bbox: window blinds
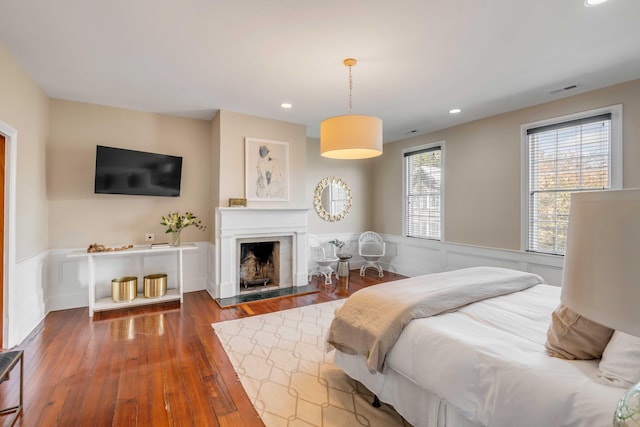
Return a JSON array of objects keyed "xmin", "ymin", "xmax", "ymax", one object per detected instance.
[
  {"xmin": 527, "ymin": 113, "xmax": 611, "ymax": 255},
  {"xmin": 405, "ymin": 146, "xmax": 442, "ymax": 239}
]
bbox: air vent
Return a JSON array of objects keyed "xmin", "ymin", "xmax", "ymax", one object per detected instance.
[{"xmin": 549, "ymin": 84, "xmax": 581, "ymax": 95}]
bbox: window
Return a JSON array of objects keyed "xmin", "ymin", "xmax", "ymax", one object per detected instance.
[
  {"xmin": 404, "ymin": 143, "xmax": 443, "ymax": 240},
  {"xmin": 523, "ymin": 105, "xmax": 622, "ymax": 255}
]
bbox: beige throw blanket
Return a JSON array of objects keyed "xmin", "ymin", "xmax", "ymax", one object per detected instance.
[{"xmin": 326, "ymin": 267, "xmax": 545, "ymax": 373}]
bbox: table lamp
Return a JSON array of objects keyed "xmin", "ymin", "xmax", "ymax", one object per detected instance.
[{"xmin": 560, "ymin": 188, "xmax": 640, "ymax": 426}]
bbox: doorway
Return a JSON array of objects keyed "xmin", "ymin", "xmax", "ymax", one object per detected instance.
[
  {"xmin": 0, "ymin": 134, "xmax": 4, "ymax": 347},
  {"xmin": 0, "ymin": 121, "xmax": 16, "ymax": 349}
]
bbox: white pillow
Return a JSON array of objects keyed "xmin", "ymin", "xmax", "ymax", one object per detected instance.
[{"xmin": 598, "ymin": 331, "xmax": 640, "ymax": 388}]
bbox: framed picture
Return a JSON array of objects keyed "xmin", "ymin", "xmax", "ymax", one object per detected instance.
[{"xmin": 245, "ymin": 137, "xmax": 289, "ymax": 201}]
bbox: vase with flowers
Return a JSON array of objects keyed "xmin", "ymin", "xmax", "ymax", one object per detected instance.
[
  {"xmin": 329, "ymin": 238, "xmax": 346, "ymax": 256},
  {"xmin": 160, "ymin": 211, "xmax": 206, "ymax": 246}
]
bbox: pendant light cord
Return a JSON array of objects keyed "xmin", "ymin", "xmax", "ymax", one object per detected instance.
[{"xmin": 348, "ymin": 64, "xmax": 353, "ymax": 114}]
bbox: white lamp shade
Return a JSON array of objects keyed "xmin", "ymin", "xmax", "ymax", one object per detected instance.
[
  {"xmin": 561, "ymin": 188, "xmax": 640, "ymax": 337},
  {"xmin": 320, "ymin": 115, "xmax": 383, "ymax": 159}
]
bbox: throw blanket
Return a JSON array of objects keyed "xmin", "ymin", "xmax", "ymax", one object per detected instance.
[{"xmin": 326, "ymin": 267, "xmax": 545, "ymax": 373}]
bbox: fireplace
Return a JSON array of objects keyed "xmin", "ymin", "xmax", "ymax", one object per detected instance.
[
  {"xmin": 237, "ymin": 236, "xmax": 293, "ymax": 294},
  {"xmin": 239, "ymin": 241, "xmax": 279, "ymax": 289},
  {"xmin": 215, "ymin": 208, "xmax": 309, "ymax": 299}
]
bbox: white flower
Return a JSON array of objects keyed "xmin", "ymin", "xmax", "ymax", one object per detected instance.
[{"xmin": 160, "ymin": 211, "xmax": 206, "ymax": 233}]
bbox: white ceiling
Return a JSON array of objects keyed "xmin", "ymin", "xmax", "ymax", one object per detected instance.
[{"xmin": 1, "ymin": 0, "xmax": 639, "ymax": 143}]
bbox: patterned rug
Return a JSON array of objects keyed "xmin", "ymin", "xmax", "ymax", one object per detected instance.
[{"xmin": 212, "ymin": 300, "xmax": 411, "ymax": 427}]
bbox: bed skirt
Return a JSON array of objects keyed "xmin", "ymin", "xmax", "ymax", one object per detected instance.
[{"xmin": 333, "ymin": 351, "xmax": 482, "ymax": 427}]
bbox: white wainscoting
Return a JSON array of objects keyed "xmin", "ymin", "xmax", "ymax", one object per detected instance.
[
  {"xmin": 310, "ymin": 233, "xmax": 564, "ymax": 286},
  {"xmin": 9, "ymin": 252, "xmax": 48, "ymax": 348},
  {"xmin": 10, "ymin": 235, "xmax": 562, "ymax": 349},
  {"xmin": 379, "ymin": 234, "xmax": 564, "ymax": 285}
]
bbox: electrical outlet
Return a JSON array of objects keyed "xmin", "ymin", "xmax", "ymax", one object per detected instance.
[{"xmin": 145, "ymin": 233, "xmax": 155, "ymax": 242}]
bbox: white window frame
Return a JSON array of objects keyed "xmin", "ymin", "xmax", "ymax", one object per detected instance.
[
  {"xmin": 402, "ymin": 141, "xmax": 445, "ymax": 240},
  {"xmin": 520, "ymin": 104, "xmax": 623, "ymax": 254}
]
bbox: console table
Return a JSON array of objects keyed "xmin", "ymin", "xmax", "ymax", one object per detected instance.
[{"xmin": 68, "ymin": 244, "xmax": 197, "ymax": 317}]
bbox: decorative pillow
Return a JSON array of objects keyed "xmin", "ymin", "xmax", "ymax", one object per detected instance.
[
  {"xmin": 598, "ymin": 331, "xmax": 640, "ymax": 388},
  {"xmin": 545, "ymin": 304, "xmax": 614, "ymax": 360}
]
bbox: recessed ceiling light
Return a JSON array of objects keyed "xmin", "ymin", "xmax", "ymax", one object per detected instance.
[
  {"xmin": 449, "ymin": 108, "xmax": 461, "ymax": 114},
  {"xmin": 584, "ymin": 0, "xmax": 608, "ymax": 6},
  {"xmin": 281, "ymin": 103, "xmax": 293, "ymax": 109}
]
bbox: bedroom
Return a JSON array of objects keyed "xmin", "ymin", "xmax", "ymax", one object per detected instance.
[{"xmin": 0, "ymin": 0, "xmax": 640, "ymax": 425}]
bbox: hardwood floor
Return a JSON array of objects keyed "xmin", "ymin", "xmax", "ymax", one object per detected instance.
[{"xmin": 1, "ymin": 270, "xmax": 406, "ymax": 427}]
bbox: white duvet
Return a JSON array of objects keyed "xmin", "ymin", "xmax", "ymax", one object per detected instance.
[{"xmin": 383, "ymin": 284, "xmax": 625, "ymax": 427}]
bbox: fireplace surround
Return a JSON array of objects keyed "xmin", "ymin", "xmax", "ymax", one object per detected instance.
[{"xmin": 215, "ymin": 208, "xmax": 309, "ymax": 299}]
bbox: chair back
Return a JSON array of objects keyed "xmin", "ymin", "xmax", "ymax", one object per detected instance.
[
  {"xmin": 309, "ymin": 245, "xmax": 326, "ymax": 263},
  {"xmin": 323, "ymin": 242, "xmax": 337, "ymax": 258},
  {"xmin": 358, "ymin": 231, "xmax": 386, "ymax": 256},
  {"xmin": 308, "ymin": 235, "xmax": 338, "ymax": 262}
]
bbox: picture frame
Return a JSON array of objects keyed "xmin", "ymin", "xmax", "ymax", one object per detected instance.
[{"xmin": 245, "ymin": 137, "xmax": 289, "ymax": 202}]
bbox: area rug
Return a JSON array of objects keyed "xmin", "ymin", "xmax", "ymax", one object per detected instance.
[{"xmin": 212, "ymin": 300, "xmax": 411, "ymax": 427}]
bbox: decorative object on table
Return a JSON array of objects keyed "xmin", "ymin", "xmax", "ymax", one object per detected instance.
[
  {"xmin": 329, "ymin": 238, "xmax": 346, "ymax": 253},
  {"xmin": 160, "ymin": 211, "xmax": 206, "ymax": 246},
  {"xmin": 320, "ymin": 58, "xmax": 383, "ymax": 160},
  {"xmin": 143, "ymin": 274, "xmax": 168, "ymax": 298},
  {"xmin": 87, "ymin": 243, "xmax": 134, "ymax": 253},
  {"xmin": 111, "ymin": 276, "xmax": 138, "ymax": 302},
  {"xmin": 228, "ymin": 198, "xmax": 247, "ymax": 207},
  {"xmin": 314, "ymin": 177, "xmax": 352, "ymax": 222},
  {"xmin": 358, "ymin": 231, "xmax": 386, "ymax": 277},
  {"xmin": 245, "ymin": 137, "xmax": 289, "ymax": 202},
  {"xmin": 554, "ymin": 189, "xmax": 640, "ymax": 426}
]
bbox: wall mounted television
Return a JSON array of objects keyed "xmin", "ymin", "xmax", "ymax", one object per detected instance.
[{"xmin": 94, "ymin": 145, "xmax": 183, "ymax": 197}]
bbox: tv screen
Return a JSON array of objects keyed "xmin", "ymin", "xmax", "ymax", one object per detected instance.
[{"xmin": 94, "ymin": 145, "xmax": 183, "ymax": 197}]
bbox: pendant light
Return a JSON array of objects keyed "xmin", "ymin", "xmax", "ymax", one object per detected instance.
[{"xmin": 320, "ymin": 58, "xmax": 383, "ymax": 159}]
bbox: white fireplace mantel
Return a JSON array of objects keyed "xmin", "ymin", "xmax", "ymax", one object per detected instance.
[{"xmin": 215, "ymin": 208, "xmax": 309, "ymax": 298}]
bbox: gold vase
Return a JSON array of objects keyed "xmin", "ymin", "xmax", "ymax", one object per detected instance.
[
  {"xmin": 144, "ymin": 274, "xmax": 167, "ymax": 298},
  {"xmin": 111, "ymin": 277, "xmax": 138, "ymax": 302}
]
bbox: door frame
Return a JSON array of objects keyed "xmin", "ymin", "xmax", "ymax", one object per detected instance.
[{"xmin": 0, "ymin": 121, "xmax": 17, "ymax": 349}]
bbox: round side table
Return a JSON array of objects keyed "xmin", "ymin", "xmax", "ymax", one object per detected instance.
[{"xmin": 336, "ymin": 253, "xmax": 352, "ymax": 278}]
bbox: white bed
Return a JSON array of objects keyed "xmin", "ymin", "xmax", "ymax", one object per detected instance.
[{"xmin": 330, "ymin": 270, "xmax": 626, "ymax": 427}]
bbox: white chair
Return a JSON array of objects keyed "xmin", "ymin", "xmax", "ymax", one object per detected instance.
[
  {"xmin": 358, "ymin": 231, "xmax": 386, "ymax": 277},
  {"xmin": 308, "ymin": 235, "xmax": 339, "ymax": 285}
]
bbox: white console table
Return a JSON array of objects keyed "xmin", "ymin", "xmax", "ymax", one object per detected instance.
[{"xmin": 68, "ymin": 244, "xmax": 197, "ymax": 317}]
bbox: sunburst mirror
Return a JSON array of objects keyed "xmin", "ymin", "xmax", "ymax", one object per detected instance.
[{"xmin": 313, "ymin": 177, "xmax": 352, "ymax": 222}]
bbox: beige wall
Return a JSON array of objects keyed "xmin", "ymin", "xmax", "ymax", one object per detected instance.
[
  {"xmin": 0, "ymin": 43, "xmax": 50, "ymax": 261},
  {"xmin": 306, "ymin": 137, "xmax": 373, "ymax": 235},
  {"xmin": 217, "ymin": 110, "xmax": 307, "ymax": 208},
  {"xmin": 373, "ymin": 79, "xmax": 640, "ymax": 251},
  {"xmin": 48, "ymin": 100, "xmax": 212, "ymax": 248},
  {"xmin": 209, "ymin": 111, "xmax": 221, "ymax": 242},
  {"xmin": 4, "ymin": 36, "xmax": 640, "ymax": 256}
]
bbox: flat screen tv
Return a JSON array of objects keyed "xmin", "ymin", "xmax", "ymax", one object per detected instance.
[{"xmin": 94, "ymin": 145, "xmax": 183, "ymax": 197}]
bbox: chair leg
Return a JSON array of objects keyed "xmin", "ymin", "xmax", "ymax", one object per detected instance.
[
  {"xmin": 361, "ymin": 262, "xmax": 384, "ymax": 277},
  {"xmin": 323, "ymin": 271, "xmax": 332, "ymax": 285}
]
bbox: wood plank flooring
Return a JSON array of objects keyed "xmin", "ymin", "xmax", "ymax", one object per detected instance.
[{"xmin": 0, "ymin": 270, "xmax": 406, "ymax": 426}]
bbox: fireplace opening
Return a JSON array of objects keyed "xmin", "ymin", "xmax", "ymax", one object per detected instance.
[{"xmin": 239, "ymin": 241, "xmax": 280, "ymax": 292}]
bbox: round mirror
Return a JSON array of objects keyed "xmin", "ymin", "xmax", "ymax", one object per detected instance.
[{"xmin": 313, "ymin": 177, "xmax": 352, "ymax": 222}]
